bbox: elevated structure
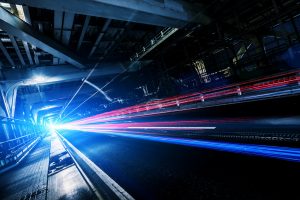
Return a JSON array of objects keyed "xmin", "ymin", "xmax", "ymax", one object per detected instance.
[{"xmin": 0, "ymin": 1, "xmax": 300, "ymax": 199}]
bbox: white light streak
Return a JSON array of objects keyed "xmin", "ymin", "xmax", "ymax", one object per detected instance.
[{"xmin": 127, "ymin": 126, "xmax": 216, "ymax": 130}]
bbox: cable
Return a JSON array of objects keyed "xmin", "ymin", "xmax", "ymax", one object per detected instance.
[
  {"xmin": 61, "ymin": 67, "xmax": 129, "ymax": 120},
  {"xmin": 61, "ymin": 90, "xmax": 99, "ymax": 121},
  {"xmin": 101, "ymin": 68, "xmax": 128, "ymax": 90},
  {"xmin": 57, "ymin": 63, "xmax": 99, "ymax": 121}
]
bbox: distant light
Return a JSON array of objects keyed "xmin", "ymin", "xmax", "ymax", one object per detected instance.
[
  {"xmin": 31, "ymin": 75, "xmax": 47, "ymax": 84},
  {"xmin": 45, "ymin": 122, "xmax": 72, "ymax": 131},
  {"xmin": 54, "ymin": 124, "xmax": 76, "ymax": 130},
  {"xmin": 46, "ymin": 123, "xmax": 60, "ymax": 132}
]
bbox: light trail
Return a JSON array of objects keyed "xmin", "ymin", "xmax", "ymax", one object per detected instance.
[
  {"xmin": 65, "ymin": 73, "xmax": 300, "ymax": 125},
  {"xmin": 62, "ymin": 90, "xmax": 99, "ymax": 120},
  {"xmin": 58, "ymin": 62, "xmax": 99, "ymax": 120},
  {"xmin": 58, "ymin": 127, "xmax": 300, "ymax": 162},
  {"xmin": 56, "ymin": 120, "xmax": 220, "ymax": 131},
  {"xmin": 54, "ymin": 71, "xmax": 300, "ymax": 163},
  {"xmin": 55, "ymin": 118, "xmax": 300, "ymax": 162},
  {"xmin": 127, "ymin": 127, "xmax": 216, "ymax": 130}
]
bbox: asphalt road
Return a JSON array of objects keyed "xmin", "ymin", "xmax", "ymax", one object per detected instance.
[{"xmin": 61, "ymin": 130, "xmax": 300, "ymax": 200}]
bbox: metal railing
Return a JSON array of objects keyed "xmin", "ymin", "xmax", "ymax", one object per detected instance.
[
  {"xmin": 130, "ymin": 27, "xmax": 178, "ymax": 62},
  {"xmin": 0, "ymin": 133, "xmax": 41, "ymax": 171}
]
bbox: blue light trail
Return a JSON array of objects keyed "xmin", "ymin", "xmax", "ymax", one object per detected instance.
[{"xmin": 56, "ymin": 125, "xmax": 300, "ymax": 163}]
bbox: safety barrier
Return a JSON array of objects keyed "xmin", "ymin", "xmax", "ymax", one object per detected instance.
[{"xmin": 0, "ymin": 134, "xmax": 41, "ymax": 174}]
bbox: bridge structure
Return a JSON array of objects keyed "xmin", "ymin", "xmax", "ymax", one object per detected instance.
[{"xmin": 0, "ymin": 1, "xmax": 300, "ymax": 200}]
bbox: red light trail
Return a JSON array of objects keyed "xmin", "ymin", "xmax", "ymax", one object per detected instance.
[{"xmin": 64, "ymin": 71, "xmax": 299, "ymax": 126}]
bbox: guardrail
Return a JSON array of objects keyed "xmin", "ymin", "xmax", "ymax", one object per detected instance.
[
  {"xmin": 0, "ymin": 133, "xmax": 35, "ymax": 153},
  {"xmin": 0, "ymin": 134, "xmax": 41, "ymax": 173},
  {"xmin": 57, "ymin": 132, "xmax": 135, "ymax": 200},
  {"xmin": 130, "ymin": 27, "xmax": 178, "ymax": 62}
]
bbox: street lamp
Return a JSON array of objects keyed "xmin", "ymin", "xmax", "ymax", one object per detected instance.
[{"xmin": 31, "ymin": 75, "xmax": 47, "ymax": 85}]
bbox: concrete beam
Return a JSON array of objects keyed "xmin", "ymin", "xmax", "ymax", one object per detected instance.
[
  {"xmin": 88, "ymin": 19, "xmax": 111, "ymax": 58},
  {"xmin": 1, "ymin": 60, "xmax": 144, "ymax": 119},
  {"xmin": 53, "ymin": 10, "xmax": 63, "ymax": 41},
  {"xmin": 0, "ymin": 7, "xmax": 85, "ymax": 69},
  {"xmin": 53, "ymin": 11, "xmax": 75, "ymax": 64},
  {"xmin": 62, "ymin": 12, "xmax": 75, "ymax": 46},
  {"xmin": 54, "ymin": 11, "xmax": 75, "ymax": 45},
  {"xmin": 0, "ymin": 40, "xmax": 15, "ymax": 66},
  {"xmin": 9, "ymin": 85, "xmax": 18, "ymax": 118},
  {"xmin": 33, "ymin": 51, "xmax": 39, "ymax": 65},
  {"xmin": 22, "ymin": 5, "xmax": 31, "ymax": 24},
  {"xmin": 76, "ymin": 15, "xmax": 90, "ymax": 51},
  {"xmin": 9, "ymin": 35, "xmax": 26, "ymax": 66},
  {"xmin": 1, "ymin": 0, "xmax": 211, "ymax": 27},
  {"xmin": 20, "ymin": 5, "xmax": 34, "ymax": 65},
  {"xmin": 1, "ymin": 63, "xmax": 126, "ymax": 85},
  {"xmin": 22, "ymin": 41, "xmax": 33, "ymax": 65},
  {"xmin": 0, "ymin": 87, "xmax": 10, "ymax": 118}
]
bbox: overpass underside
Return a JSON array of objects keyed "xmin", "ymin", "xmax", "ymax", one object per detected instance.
[{"xmin": 0, "ymin": 0, "xmax": 300, "ymax": 200}]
